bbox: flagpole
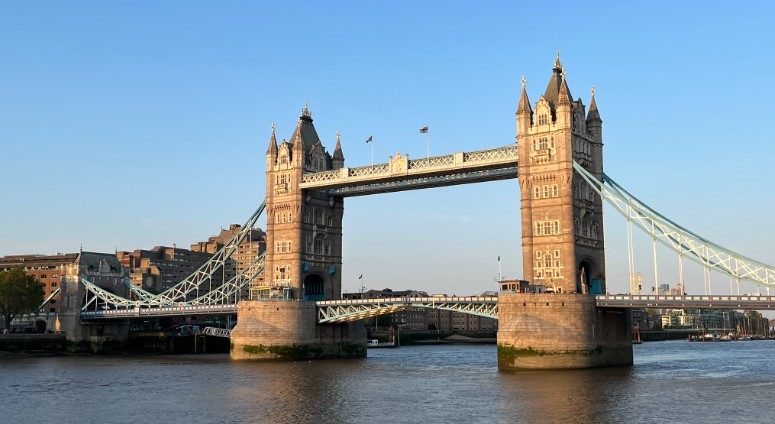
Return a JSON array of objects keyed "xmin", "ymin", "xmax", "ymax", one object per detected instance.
[
  {"xmin": 427, "ymin": 133, "xmax": 430, "ymax": 160},
  {"xmin": 420, "ymin": 126, "xmax": 430, "ymax": 160},
  {"xmin": 498, "ymin": 256, "xmax": 503, "ymax": 284},
  {"xmin": 366, "ymin": 135, "xmax": 374, "ymax": 166}
]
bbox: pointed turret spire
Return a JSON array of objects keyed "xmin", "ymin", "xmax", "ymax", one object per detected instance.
[
  {"xmin": 517, "ymin": 75, "xmax": 533, "ymax": 115},
  {"xmin": 543, "ymin": 51, "xmax": 564, "ymax": 104},
  {"xmin": 553, "ymin": 50, "xmax": 562, "ymax": 73},
  {"xmin": 332, "ymin": 129, "xmax": 345, "ymax": 170},
  {"xmin": 267, "ymin": 122, "xmax": 278, "ymax": 155},
  {"xmin": 586, "ymin": 86, "xmax": 602, "ymax": 123},
  {"xmin": 292, "ymin": 122, "xmax": 303, "ymax": 148},
  {"xmin": 333, "ymin": 130, "xmax": 344, "ymax": 158},
  {"xmin": 287, "ymin": 101, "xmax": 323, "ymax": 157},
  {"xmin": 301, "ymin": 100, "xmax": 312, "ymax": 122},
  {"xmin": 558, "ymin": 70, "xmax": 572, "ymax": 106}
]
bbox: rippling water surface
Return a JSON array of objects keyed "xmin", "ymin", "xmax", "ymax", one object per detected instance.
[{"xmin": 2, "ymin": 340, "xmax": 774, "ymax": 423}]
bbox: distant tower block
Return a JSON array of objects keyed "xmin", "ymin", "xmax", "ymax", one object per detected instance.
[
  {"xmin": 231, "ymin": 106, "xmax": 365, "ymax": 361},
  {"xmin": 499, "ymin": 55, "xmax": 632, "ymax": 369},
  {"xmin": 630, "ymin": 272, "xmax": 643, "ymax": 295}
]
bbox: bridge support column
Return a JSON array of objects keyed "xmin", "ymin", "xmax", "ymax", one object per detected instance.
[
  {"xmin": 230, "ymin": 300, "xmax": 366, "ymax": 360},
  {"xmin": 497, "ymin": 293, "xmax": 632, "ymax": 370},
  {"xmin": 59, "ymin": 276, "xmax": 129, "ymax": 353}
]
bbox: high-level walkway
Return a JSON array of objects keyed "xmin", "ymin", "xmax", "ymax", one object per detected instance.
[{"xmin": 300, "ymin": 145, "xmax": 518, "ymax": 196}]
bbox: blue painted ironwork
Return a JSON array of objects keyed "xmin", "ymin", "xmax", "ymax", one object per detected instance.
[
  {"xmin": 80, "ymin": 303, "xmax": 239, "ymax": 319},
  {"xmin": 316, "ymin": 296, "xmax": 499, "ymax": 323},
  {"xmin": 331, "ymin": 167, "xmax": 518, "ymax": 197},
  {"xmin": 79, "ymin": 201, "xmax": 267, "ymax": 316},
  {"xmin": 201, "ymin": 326, "xmax": 232, "ymax": 338},
  {"xmin": 595, "ymin": 294, "xmax": 775, "ymax": 309},
  {"xmin": 300, "ymin": 145, "xmax": 518, "ymax": 196},
  {"xmin": 573, "ymin": 161, "xmax": 775, "ymax": 289},
  {"xmin": 37, "ymin": 287, "xmax": 61, "ymax": 313},
  {"xmin": 154, "ymin": 200, "xmax": 266, "ymax": 305}
]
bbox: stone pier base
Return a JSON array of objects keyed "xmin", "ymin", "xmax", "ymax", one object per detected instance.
[
  {"xmin": 230, "ymin": 300, "xmax": 367, "ymax": 361},
  {"xmin": 497, "ymin": 293, "xmax": 632, "ymax": 370}
]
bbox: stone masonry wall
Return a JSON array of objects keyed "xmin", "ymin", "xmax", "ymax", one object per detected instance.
[
  {"xmin": 231, "ymin": 300, "xmax": 366, "ymax": 360},
  {"xmin": 497, "ymin": 293, "xmax": 632, "ymax": 369}
]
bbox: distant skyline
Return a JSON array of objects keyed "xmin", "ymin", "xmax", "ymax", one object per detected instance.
[{"xmin": 2, "ymin": 2, "xmax": 775, "ymax": 300}]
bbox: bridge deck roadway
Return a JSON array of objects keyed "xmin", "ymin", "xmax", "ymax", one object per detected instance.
[
  {"xmin": 595, "ymin": 294, "xmax": 775, "ymax": 309},
  {"xmin": 80, "ymin": 304, "xmax": 239, "ymax": 319},
  {"xmin": 79, "ymin": 295, "xmax": 775, "ymax": 320},
  {"xmin": 299, "ymin": 145, "xmax": 518, "ymax": 196},
  {"xmin": 316, "ymin": 296, "xmax": 499, "ymax": 322}
]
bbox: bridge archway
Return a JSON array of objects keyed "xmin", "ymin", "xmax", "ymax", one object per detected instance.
[
  {"xmin": 303, "ymin": 274, "xmax": 325, "ymax": 301},
  {"xmin": 578, "ymin": 259, "xmax": 600, "ymax": 294}
]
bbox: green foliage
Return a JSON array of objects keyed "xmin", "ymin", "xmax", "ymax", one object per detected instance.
[
  {"xmin": 241, "ymin": 343, "xmax": 324, "ymax": 358},
  {"xmin": 0, "ymin": 269, "xmax": 45, "ymax": 331}
]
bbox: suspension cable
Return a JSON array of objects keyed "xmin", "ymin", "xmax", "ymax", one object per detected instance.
[
  {"xmin": 652, "ymin": 221, "xmax": 659, "ymax": 296},
  {"xmin": 626, "ymin": 208, "xmax": 635, "ymax": 293}
]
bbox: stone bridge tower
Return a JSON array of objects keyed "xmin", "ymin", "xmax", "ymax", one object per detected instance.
[
  {"xmin": 231, "ymin": 105, "xmax": 364, "ymax": 361},
  {"xmin": 498, "ymin": 55, "xmax": 631, "ymax": 370},
  {"xmin": 516, "ymin": 54, "xmax": 606, "ymax": 294},
  {"xmin": 264, "ymin": 105, "xmax": 345, "ymax": 301}
]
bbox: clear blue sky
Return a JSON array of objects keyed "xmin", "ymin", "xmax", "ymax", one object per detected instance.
[{"xmin": 2, "ymin": 2, "xmax": 775, "ymax": 299}]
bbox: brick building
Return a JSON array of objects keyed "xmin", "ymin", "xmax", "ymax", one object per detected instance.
[
  {"xmin": 117, "ymin": 246, "xmax": 219, "ymax": 294},
  {"xmin": 0, "ymin": 251, "xmax": 126, "ymax": 323},
  {"xmin": 190, "ymin": 224, "xmax": 267, "ymax": 296}
]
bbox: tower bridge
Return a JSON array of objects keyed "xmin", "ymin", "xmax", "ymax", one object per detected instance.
[{"xmin": 65, "ymin": 54, "xmax": 775, "ymax": 368}]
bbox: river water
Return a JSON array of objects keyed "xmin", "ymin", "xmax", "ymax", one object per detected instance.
[{"xmin": 2, "ymin": 340, "xmax": 774, "ymax": 423}]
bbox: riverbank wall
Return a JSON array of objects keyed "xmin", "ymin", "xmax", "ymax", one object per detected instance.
[{"xmin": 0, "ymin": 334, "xmax": 67, "ymax": 353}]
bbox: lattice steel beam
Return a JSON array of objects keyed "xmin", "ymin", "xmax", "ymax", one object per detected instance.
[
  {"xmin": 301, "ymin": 144, "xmax": 519, "ymax": 195},
  {"xmin": 81, "ymin": 278, "xmax": 139, "ymax": 311},
  {"xmin": 201, "ymin": 327, "xmax": 232, "ymax": 337},
  {"xmin": 153, "ymin": 200, "xmax": 266, "ymax": 305},
  {"xmin": 596, "ymin": 294, "xmax": 775, "ymax": 309},
  {"xmin": 80, "ymin": 255, "xmax": 265, "ymax": 314},
  {"xmin": 123, "ymin": 279, "xmax": 163, "ymax": 306},
  {"xmin": 191, "ymin": 254, "xmax": 265, "ymax": 305},
  {"xmin": 79, "ymin": 200, "xmax": 267, "ymax": 314},
  {"xmin": 316, "ymin": 296, "xmax": 499, "ymax": 323},
  {"xmin": 330, "ymin": 168, "xmax": 518, "ymax": 197},
  {"xmin": 37, "ymin": 287, "xmax": 61, "ymax": 313},
  {"xmin": 574, "ymin": 162, "xmax": 775, "ymax": 288}
]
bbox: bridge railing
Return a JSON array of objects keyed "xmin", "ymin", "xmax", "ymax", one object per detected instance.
[
  {"xmin": 80, "ymin": 303, "xmax": 239, "ymax": 319},
  {"xmin": 317, "ymin": 295, "xmax": 499, "ymax": 305},
  {"xmin": 595, "ymin": 294, "xmax": 775, "ymax": 309},
  {"xmin": 597, "ymin": 294, "xmax": 775, "ymax": 302},
  {"xmin": 300, "ymin": 145, "xmax": 518, "ymax": 189},
  {"xmin": 316, "ymin": 296, "xmax": 499, "ymax": 323},
  {"xmin": 408, "ymin": 154, "xmax": 455, "ymax": 169},
  {"xmin": 200, "ymin": 327, "xmax": 232, "ymax": 338}
]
